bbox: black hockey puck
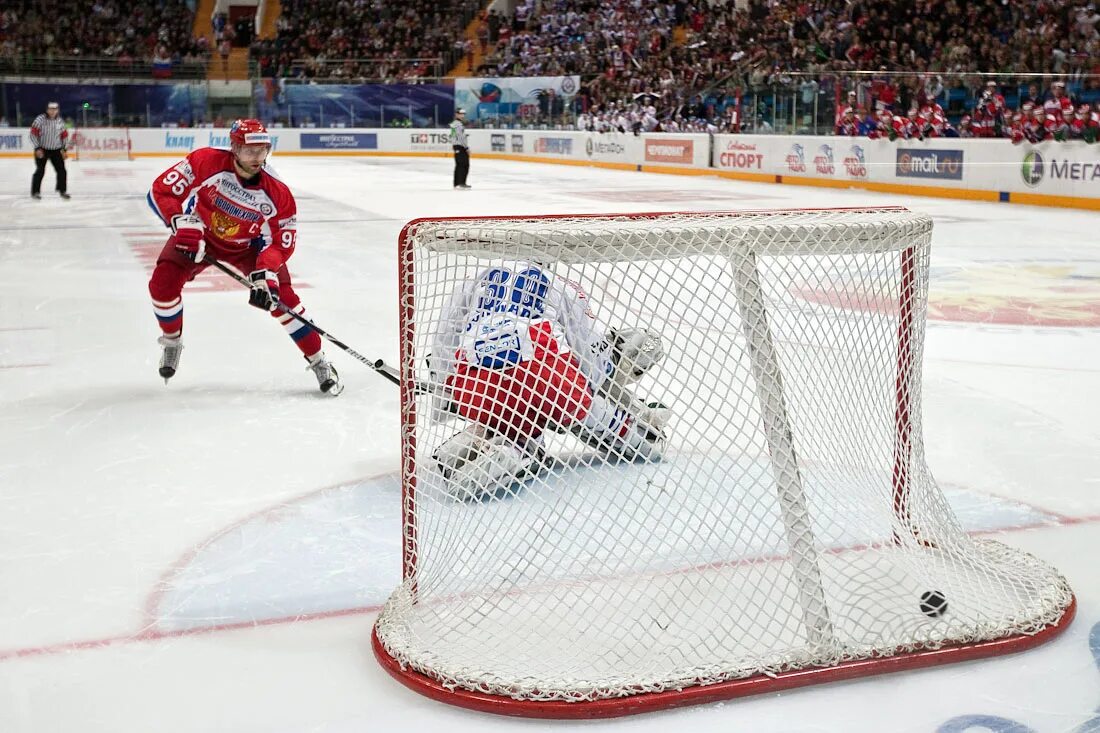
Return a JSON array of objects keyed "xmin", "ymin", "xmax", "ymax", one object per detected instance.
[{"xmin": 919, "ymin": 590, "xmax": 948, "ymax": 618}]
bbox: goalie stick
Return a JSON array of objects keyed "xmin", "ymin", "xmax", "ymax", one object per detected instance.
[{"xmin": 203, "ymin": 256, "xmax": 433, "ymax": 394}]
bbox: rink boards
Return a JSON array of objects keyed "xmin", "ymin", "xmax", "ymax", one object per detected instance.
[{"xmin": 1, "ymin": 126, "xmax": 1097, "ymax": 209}]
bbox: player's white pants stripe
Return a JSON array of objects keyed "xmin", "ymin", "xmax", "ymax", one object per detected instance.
[
  {"xmin": 277, "ymin": 304, "xmax": 314, "ymax": 342},
  {"xmin": 152, "ymin": 296, "xmax": 182, "ymax": 321},
  {"xmin": 152, "ymin": 296, "xmax": 183, "ymax": 338}
]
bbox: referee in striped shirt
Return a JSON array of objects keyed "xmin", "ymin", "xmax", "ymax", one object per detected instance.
[
  {"xmin": 449, "ymin": 107, "xmax": 471, "ymax": 189},
  {"xmin": 30, "ymin": 101, "xmax": 70, "ymax": 200}
]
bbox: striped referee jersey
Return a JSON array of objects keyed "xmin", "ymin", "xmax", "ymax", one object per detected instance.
[
  {"xmin": 29, "ymin": 114, "xmax": 69, "ymax": 151},
  {"xmin": 449, "ymin": 119, "xmax": 468, "ymax": 148}
]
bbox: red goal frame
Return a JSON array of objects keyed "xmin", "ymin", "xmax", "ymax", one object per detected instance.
[{"xmin": 375, "ymin": 207, "xmax": 1076, "ymax": 718}]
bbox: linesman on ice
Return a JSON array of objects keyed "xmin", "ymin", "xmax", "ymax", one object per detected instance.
[{"xmin": 29, "ymin": 101, "xmax": 70, "ymax": 200}]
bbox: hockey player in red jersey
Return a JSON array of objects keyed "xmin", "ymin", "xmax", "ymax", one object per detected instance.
[
  {"xmin": 1069, "ymin": 104, "xmax": 1099, "ymax": 142},
  {"xmin": 146, "ymin": 119, "xmax": 342, "ymax": 395},
  {"xmin": 971, "ymin": 100, "xmax": 1003, "ymax": 138},
  {"xmin": 957, "ymin": 114, "xmax": 974, "ymax": 138},
  {"xmin": 911, "ymin": 107, "xmax": 931, "ymax": 138},
  {"xmin": 1024, "ymin": 105, "xmax": 1050, "ymax": 143},
  {"xmin": 835, "ymin": 107, "xmax": 860, "ymax": 136},
  {"xmin": 979, "ymin": 81, "xmax": 1006, "ymax": 117},
  {"xmin": 1044, "ymin": 81, "xmax": 1075, "ymax": 122},
  {"xmin": 880, "ymin": 110, "xmax": 912, "ymax": 141},
  {"xmin": 1047, "ymin": 106, "xmax": 1072, "ymax": 141},
  {"xmin": 915, "ymin": 108, "xmax": 954, "ymax": 138},
  {"xmin": 916, "ymin": 91, "xmax": 945, "ymax": 121},
  {"xmin": 1007, "ymin": 111, "xmax": 1027, "ymax": 144}
]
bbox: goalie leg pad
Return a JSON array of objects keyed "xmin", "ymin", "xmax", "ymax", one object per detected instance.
[
  {"xmin": 638, "ymin": 401, "xmax": 671, "ymax": 430},
  {"xmin": 433, "ymin": 423, "xmax": 493, "ymax": 478},
  {"xmin": 433, "ymin": 425, "xmax": 544, "ymax": 501},
  {"xmin": 575, "ymin": 393, "xmax": 666, "ymax": 462}
]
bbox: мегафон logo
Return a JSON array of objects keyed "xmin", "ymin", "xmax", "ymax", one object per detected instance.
[{"xmin": 1021, "ymin": 151, "xmax": 1044, "ymax": 187}]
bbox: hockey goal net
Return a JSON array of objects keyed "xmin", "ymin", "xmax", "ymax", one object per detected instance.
[
  {"xmin": 69, "ymin": 127, "xmax": 133, "ymax": 161},
  {"xmin": 373, "ymin": 207, "xmax": 1074, "ymax": 717}
]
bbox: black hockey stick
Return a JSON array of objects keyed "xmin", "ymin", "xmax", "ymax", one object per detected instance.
[{"xmin": 203, "ymin": 256, "xmax": 420, "ymax": 391}]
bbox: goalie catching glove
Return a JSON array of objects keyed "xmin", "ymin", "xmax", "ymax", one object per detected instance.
[{"xmin": 608, "ymin": 327, "xmax": 665, "ymax": 386}]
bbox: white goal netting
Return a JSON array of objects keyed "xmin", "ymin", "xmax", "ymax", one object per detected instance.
[{"xmin": 372, "ymin": 207, "xmax": 1074, "ymax": 716}]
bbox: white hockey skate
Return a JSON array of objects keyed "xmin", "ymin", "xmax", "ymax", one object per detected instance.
[
  {"xmin": 307, "ymin": 353, "xmax": 343, "ymax": 396},
  {"xmin": 158, "ymin": 336, "xmax": 183, "ymax": 384},
  {"xmin": 571, "ymin": 395, "xmax": 668, "ymax": 463}
]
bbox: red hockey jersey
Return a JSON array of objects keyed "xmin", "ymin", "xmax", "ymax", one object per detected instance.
[{"xmin": 147, "ymin": 147, "xmax": 298, "ymax": 270}]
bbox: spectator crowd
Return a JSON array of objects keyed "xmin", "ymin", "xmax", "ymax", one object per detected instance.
[
  {"xmin": 3, "ymin": 0, "xmax": 1100, "ymax": 141},
  {"xmin": 835, "ymin": 78, "xmax": 1100, "ymax": 142},
  {"xmin": 470, "ymin": 0, "xmax": 1100, "ymax": 137},
  {"xmin": 243, "ymin": 0, "xmax": 1100, "ymax": 139},
  {"xmin": 248, "ymin": 0, "xmax": 483, "ymax": 82},
  {"xmin": 0, "ymin": 0, "xmax": 210, "ymax": 74}
]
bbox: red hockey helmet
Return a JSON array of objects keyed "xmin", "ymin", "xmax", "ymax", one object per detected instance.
[{"xmin": 229, "ymin": 119, "xmax": 272, "ymax": 147}]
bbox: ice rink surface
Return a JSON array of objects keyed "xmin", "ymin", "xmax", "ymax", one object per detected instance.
[{"xmin": 1, "ymin": 152, "xmax": 1099, "ymax": 733}]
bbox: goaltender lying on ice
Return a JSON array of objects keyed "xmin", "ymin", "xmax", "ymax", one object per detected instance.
[{"xmin": 426, "ymin": 262, "xmax": 670, "ymax": 501}]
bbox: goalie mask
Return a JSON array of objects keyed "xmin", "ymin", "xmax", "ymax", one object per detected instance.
[{"xmin": 477, "ymin": 266, "xmax": 550, "ymax": 319}]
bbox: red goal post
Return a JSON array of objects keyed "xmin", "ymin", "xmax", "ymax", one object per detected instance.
[{"xmin": 373, "ymin": 207, "xmax": 1075, "ymax": 718}]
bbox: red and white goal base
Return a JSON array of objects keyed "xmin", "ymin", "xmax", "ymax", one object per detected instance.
[
  {"xmin": 372, "ymin": 207, "xmax": 1075, "ymax": 718},
  {"xmin": 69, "ymin": 127, "xmax": 133, "ymax": 161}
]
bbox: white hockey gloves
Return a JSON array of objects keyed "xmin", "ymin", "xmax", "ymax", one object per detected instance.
[{"xmin": 608, "ymin": 327, "xmax": 665, "ymax": 386}]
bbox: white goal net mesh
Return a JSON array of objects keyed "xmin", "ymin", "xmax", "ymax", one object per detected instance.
[{"xmin": 373, "ymin": 207, "xmax": 1073, "ymax": 709}]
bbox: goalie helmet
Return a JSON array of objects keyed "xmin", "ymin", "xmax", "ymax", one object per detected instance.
[
  {"xmin": 229, "ymin": 119, "xmax": 272, "ymax": 148},
  {"xmin": 476, "ymin": 265, "xmax": 550, "ymax": 319}
]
